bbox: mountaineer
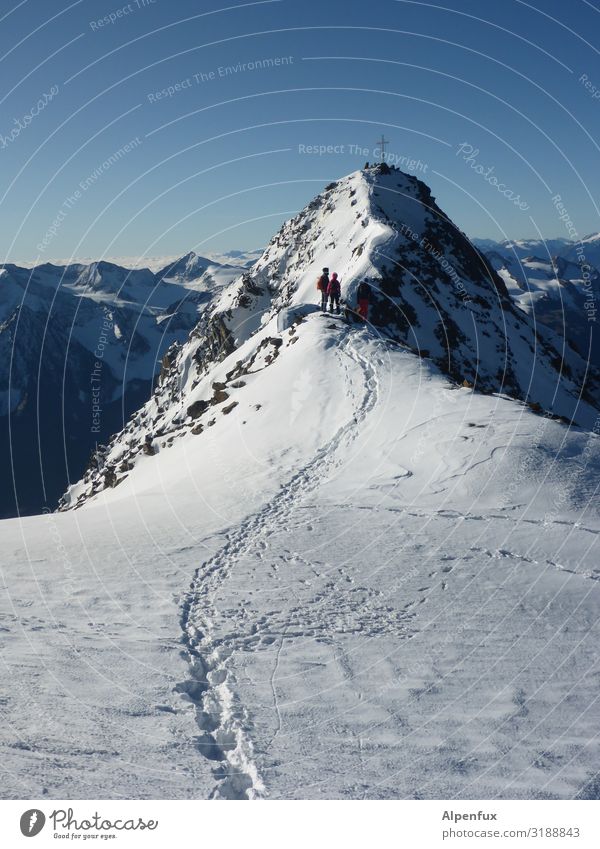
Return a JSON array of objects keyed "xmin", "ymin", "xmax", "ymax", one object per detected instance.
[
  {"xmin": 316, "ymin": 267, "xmax": 329, "ymax": 311},
  {"xmin": 356, "ymin": 280, "xmax": 371, "ymax": 321},
  {"xmin": 327, "ymin": 273, "xmax": 341, "ymax": 314}
]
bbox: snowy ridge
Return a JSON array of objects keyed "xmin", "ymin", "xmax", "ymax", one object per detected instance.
[
  {"xmin": 6, "ymin": 171, "xmax": 600, "ymax": 801},
  {"xmin": 61, "ymin": 165, "xmax": 600, "ymax": 512},
  {"xmin": 47, "ymin": 167, "xmax": 600, "ymax": 801},
  {"xmin": 4, "ymin": 295, "xmax": 600, "ymax": 798},
  {"xmin": 176, "ymin": 165, "xmax": 600, "ymax": 422}
]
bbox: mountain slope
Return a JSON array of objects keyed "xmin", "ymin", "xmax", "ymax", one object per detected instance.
[
  {"xmin": 3, "ymin": 167, "xmax": 600, "ymax": 801},
  {"xmin": 186, "ymin": 166, "xmax": 599, "ymax": 424},
  {"xmin": 4, "ymin": 315, "xmax": 600, "ymax": 799},
  {"xmin": 61, "ymin": 166, "xmax": 600, "ymax": 510}
]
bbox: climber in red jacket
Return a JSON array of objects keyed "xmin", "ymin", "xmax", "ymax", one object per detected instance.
[
  {"xmin": 356, "ymin": 280, "xmax": 371, "ymax": 321},
  {"xmin": 327, "ymin": 273, "xmax": 341, "ymax": 314}
]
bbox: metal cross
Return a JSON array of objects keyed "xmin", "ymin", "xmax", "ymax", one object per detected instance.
[{"xmin": 376, "ymin": 135, "xmax": 390, "ymax": 162}]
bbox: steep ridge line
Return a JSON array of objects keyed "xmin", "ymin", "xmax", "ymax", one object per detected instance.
[
  {"xmin": 58, "ymin": 166, "xmax": 600, "ymax": 514},
  {"xmin": 176, "ymin": 324, "xmax": 380, "ymax": 799}
]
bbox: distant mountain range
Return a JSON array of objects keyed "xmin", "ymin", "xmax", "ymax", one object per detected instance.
[
  {"xmin": 472, "ymin": 234, "xmax": 600, "ymax": 269},
  {"xmin": 8, "ymin": 248, "xmax": 264, "ymax": 273},
  {"xmin": 0, "ymin": 252, "xmax": 244, "ymax": 517},
  {"xmin": 472, "ymin": 238, "xmax": 600, "ymax": 367}
]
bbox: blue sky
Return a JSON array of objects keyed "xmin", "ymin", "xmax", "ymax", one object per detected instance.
[{"xmin": 1, "ymin": 0, "xmax": 600, "ymax": 263}]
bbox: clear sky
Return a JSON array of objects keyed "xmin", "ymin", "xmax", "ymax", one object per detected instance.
[{"xmin": 1, "ymin": 0, "xmax": 600, "ymax": 264}]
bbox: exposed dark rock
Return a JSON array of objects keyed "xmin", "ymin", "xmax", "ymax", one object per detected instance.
[
  {"xmin": 192, "ymin": 313, "xmax": 236, "ymax": 374},
  {"xmin": 159, "ymin": 342, "xmax": 181, "ymax": 385},
  {"xmin": 187, "ymin": 399, "xmax": 209, "ymax": 419},
  {"xmin": 212, "ymin": 389, "xmax": 230, "ymax": 405}
]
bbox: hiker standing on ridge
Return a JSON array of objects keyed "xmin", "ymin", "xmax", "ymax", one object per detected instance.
[
  {"xmin": 327, "ymin": 273, "xmax": 341, "ymax": 314},
  {"xmin": 317, "ymin": 267, "xmax": 329, "ymax": 312},
  {"xmin": 357, "ymin": 280, "xmax": 371, "ymax": 321}
]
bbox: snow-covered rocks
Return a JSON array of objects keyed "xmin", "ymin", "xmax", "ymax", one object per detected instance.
[{"xmin": 61, "ymin": 165, "xmax": 600, "ymax": 510}]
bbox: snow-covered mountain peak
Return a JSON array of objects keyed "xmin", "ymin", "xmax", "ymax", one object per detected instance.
[
  {"xmin": 8, "ymin": 172, "xmax": 600, "ymax": 801},
  {"xmin": 205, "ymin": 164, "xmax": 598, "ymax": 404},
  {"xmin": 69, "ymin": 260, "xmax": 156, "ymax": 300},
  {"xmin": 156, "ymin": 250, "xmax": 215, "ymax": 282},
  {"xmin": 60, "ymin": 165, "xmax": 600, "ymax": 509},
  {"xmin": 246, "ymin": 165, "xmax": 438, "ymax": 304}
]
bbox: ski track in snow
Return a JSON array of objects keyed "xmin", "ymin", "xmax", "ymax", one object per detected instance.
[{"xmin": 176, "ymin": 328, "xmax": 379, "ymax": 799}]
